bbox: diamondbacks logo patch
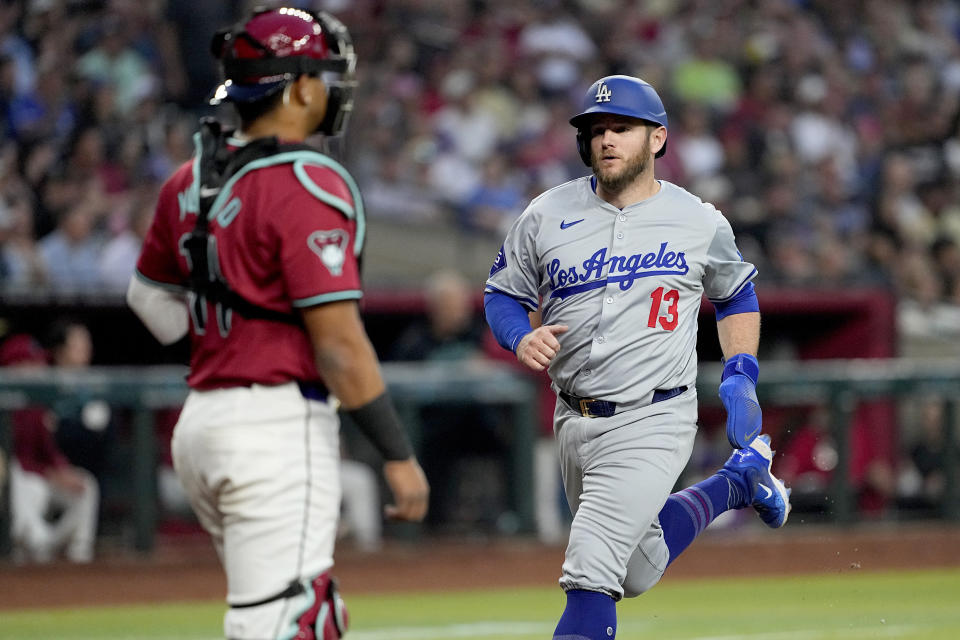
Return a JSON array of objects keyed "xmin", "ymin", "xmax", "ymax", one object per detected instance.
[{"xmin": 308, "ymin": 229, "xmax": 349, "ymax": 276}]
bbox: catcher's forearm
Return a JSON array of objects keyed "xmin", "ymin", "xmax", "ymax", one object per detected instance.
[
  {"xmin": 302, "ymin": 300, "xmax": 413, "ymax": 461},
  {"xmin": 126, "ymin": 274, "xmax": 190, "ymax": 345}
]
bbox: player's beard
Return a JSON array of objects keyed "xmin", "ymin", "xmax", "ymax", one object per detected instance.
[{"xmin": 592, "ymin": 133, "xmax": 651, "ymax": 193}]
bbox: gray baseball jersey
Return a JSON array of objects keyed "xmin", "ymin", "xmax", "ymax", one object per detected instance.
[
  {"xmin": 487, "ymin": 175, "xmax": 757, "ymax": 599},
  {"xmin": 485, "ymin": 177, "xmax": 756, "ymax": 405}
]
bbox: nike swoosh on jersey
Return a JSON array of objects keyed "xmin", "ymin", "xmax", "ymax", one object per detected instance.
[
  {"xmin": 560, "ymin": 218, "xmax": 585, "ymax": 229},
  {"xmin": 758, "ymin": 483, "xmax": 773, "ymax": 499}
]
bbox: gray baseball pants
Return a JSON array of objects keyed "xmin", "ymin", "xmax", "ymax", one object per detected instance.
[{"xmin": 554, "ymin": 389, "xmax": 698, "ymax": 600}]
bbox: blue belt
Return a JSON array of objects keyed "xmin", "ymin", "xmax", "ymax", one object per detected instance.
[
  {"xmin": 559, "ymin": 386, "xmax": 687, "ymax": 418},
  {"xmin": 297, "ymin": 380, "xmax": 329, "ymax": 402}
]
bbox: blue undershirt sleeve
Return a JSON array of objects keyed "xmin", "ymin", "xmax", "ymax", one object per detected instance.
[
  {"xmin": 484, "ymin": 291, "xmax": 533, "ymax": 353},
  {"xmin": 713, "ymin": 281, "xmax": 759, "ymax": 320}
]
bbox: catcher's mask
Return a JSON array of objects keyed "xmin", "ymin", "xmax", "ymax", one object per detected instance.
[
  {"xmin": 569, "ymin": 75, "xmax": 668, "ymax": 166},
  {"xmin": 209, "ymin": 6, "xmax": 357, "ymax": 137}
]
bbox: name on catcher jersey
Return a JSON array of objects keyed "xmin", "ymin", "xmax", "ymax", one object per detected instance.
[
  {"xmin": 485, "ymin": 178, "xmax": 756, "ymax": 403},
  {"xmin": 136, "ymin": 150, "xmax": 364, "ymax": 390}
]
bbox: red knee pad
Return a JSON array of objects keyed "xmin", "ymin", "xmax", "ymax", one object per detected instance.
[{"xmin": 294, "ymin": 572, "xmax": 349, "ymax": 639}]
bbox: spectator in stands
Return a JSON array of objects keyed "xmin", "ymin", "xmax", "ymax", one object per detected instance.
[
  {"xmin": 390, "ymin": 269, "xmax": 507, "ymax": 532},
  {"xmin": 0, "ymin": 183, "xmax": 46, "ymax": 291},
  {"xmin": 392, "ymin": 269, "xmax": 488, "ymax": 363},
  {"xmin": 64, "ymin": 126, "xmax": 128, "ymax": 197},
  {"xmin": 789, "ymin": 73, "xmax": 859, "ymax": 182},
  {"xmin": 778, "ymin": 405, "xmax": 896, "ymax": 516},
  {"xmin": 0, "ymin": 333, "xmax": 99, "ymax": 564},
  {"xmin": 896, "ymin": 251, "xmax": 960, "ymax": 357},
  {"xmin": 776, "ymin": 407, "xmax": 836, "ymax": 514},
  {"xmin": 460, "ymin": 155, "xmax": 527, "ymax": 235},
  {"xmin": 516, "ymin": 4, "xmax": 595, "ymax": 96},
  {"xmin": 876, "ymin": 153, "xmax": 936, "ymax": 250},
  {"xmin": 930, "ymin": 235, "xmax": 960, "ymax": 292},
  {"xmin": 0, "ymin": 3, "xmax": 35, "ymax": 100},
  {"xmin": 433, "ymin": 68, "xmax": 501, "ymax": 165},
  {"xmin": 6, "ymin": 58, "xmax": 76, "ymax": 146},
  {"xmin": 673, "ymin": 103, "xmax": 725, "ymax": 183},
  {"xmin": 161, "ymin": 0, "xmax": 240, "ymax": 105},
  {"xmin": 362, "ymin": 151, "xmax": 444, "ymax": 224},
  {"xmin": 0, "ymin": 0, "xmax": 958, "ymax": 305},
  {"xmin": 897, "ymin": 395, "xmax": 954, "ymax": 516},
  {"xmin": 671, "ymin": 30, "xmax": 742, "ymax": 113},
  {"xmin": 75, "ymin": 15, "xmax": 156, "ymax": 118},
  {"xmin": 45, "ymin": 319, "xmax": 116, "ymax": 484},
  {"xmin": 37, "ymin": 197, "xmax": 106, "ymax": 293},
  {"xmin": 98, "ymin": 186, "xmax": 156, "ymax": 293}
]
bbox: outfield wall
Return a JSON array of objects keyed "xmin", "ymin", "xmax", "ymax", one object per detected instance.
[{"xmin": 0, "ymin": 358, "xmax": 958, "ymax": 557}]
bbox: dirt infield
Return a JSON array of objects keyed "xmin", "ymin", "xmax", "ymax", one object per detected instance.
[{"xmin": 1, "ymin": 522, "xmax": 958, "ymax": 610}]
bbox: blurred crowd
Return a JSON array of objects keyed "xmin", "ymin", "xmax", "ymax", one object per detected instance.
[
  {"xmin": 5, "ymin": 0, "xmax": 960, "ymax": 558},
  {"xmin": 0, "ymin": 0, "xmax": 958, "ymax": 311}
]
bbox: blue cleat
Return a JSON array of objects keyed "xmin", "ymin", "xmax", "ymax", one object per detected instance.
[{"xmin": 720, "ymin": 434, "xmax": 792, "ymax": 528}]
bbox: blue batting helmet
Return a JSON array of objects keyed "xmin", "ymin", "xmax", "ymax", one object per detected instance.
[{"xmin": 570, "ymin": 75, "xmax": 668, "ymax": 165}]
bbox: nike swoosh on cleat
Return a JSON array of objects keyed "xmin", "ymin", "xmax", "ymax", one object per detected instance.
[
  {"xmin": 560, "ymin": 218, "xmax": 585, "ymax": 229},
  {"xmin": 758, "ymin": 483, "xmax": 773, "ymax": 499}
]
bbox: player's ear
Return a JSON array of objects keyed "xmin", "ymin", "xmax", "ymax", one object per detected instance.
[
  {"xmin": 650, "ymin": 126, "xmax": 667, "ymax": 157},
  {"xmin": 294, "ymin": 75, "xmax": 314, "ymax": 107}
]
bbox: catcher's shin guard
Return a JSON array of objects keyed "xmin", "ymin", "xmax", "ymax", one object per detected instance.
[{"xmin": 296, "ymin": 572, "xmax": 349, "ymax": 639}]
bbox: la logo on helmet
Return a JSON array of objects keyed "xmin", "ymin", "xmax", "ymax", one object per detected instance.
[{"xmin": 595, "ymin": 82, "xmax": 612, "ymax": 103}]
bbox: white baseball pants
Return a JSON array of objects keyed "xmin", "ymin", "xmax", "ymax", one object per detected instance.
[
  {"xmin": 171, "ymin": 382, "xmax": 341, "ymax": 640},
  {"xmin": 9, "ymin": 462, "xmax": 99, "ymax": 563}
]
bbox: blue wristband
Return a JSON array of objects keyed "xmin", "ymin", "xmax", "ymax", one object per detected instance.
[{"xmin": 721, "ymin": 353, "xmax": 759, "ymax": 385}]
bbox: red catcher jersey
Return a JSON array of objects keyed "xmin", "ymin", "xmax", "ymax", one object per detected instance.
[{"xmin": 136, "ymin": 147, "xmax": 364, "ymax": 389}]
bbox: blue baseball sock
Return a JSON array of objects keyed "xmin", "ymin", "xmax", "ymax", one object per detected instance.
[
  {"xmin": 659, "ymin": 472, "xmax": 748, "ymax": 565},
  {"xmin": 553, "ymin": 589, "xmax": 617, "ymax": 640}
]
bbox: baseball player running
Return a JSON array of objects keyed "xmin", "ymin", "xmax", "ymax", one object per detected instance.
[
  {"xmin": 126, "ymin": 8, "xmax": 428, "ymax": 639},
  {"xmin": 485, "ymin": 75, "xmax": 791, "ymax": 639}
]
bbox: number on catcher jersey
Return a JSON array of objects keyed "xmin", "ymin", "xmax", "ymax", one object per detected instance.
[{"xmin": 179, "ymin": 233, "xmax": 233, "ymax": 338}]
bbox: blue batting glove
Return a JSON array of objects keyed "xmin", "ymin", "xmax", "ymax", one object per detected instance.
[{"xmin": 719, "ymin": 353, "xmax": 762, "ymax": 449}]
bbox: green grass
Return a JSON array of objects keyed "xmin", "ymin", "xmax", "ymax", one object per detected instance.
[{"xmin": 2, "ymin": 569, "xmax": 958, "ymax": 639}]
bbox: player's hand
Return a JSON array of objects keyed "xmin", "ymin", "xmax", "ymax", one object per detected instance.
[
  {"xmin": 383, "ymin": 457, "xmax": 430, "ymax": 522},
  {"xmin": 516, "ymin": 324, "xmax": 569, "ymax": 372},
  {"xmin": 719, "ymin": 368, "xmax": 762, "ymax": 449},
  {"xmin": 46, "ymin": 466, "xmax": 88, "ymax": 495}
]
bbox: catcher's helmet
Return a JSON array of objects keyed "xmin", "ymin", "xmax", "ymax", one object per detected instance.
[
  {"xmin": 569, "ymin": 75, "xmax": 668, "ymax": 166},
  {"xmin": 209, "ymin": 7, "xmax": 357, "ymax": 137}
]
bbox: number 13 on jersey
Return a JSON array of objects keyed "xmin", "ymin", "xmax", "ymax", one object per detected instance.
[{"xmin": 647, "ymin": 286, "xmax": 679, "ymax": 330}]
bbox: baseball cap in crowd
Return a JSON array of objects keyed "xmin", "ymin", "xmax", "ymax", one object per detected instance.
[{"xmin": 0, "ymin": 334, "xmax": 48, "ymax": 367}]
